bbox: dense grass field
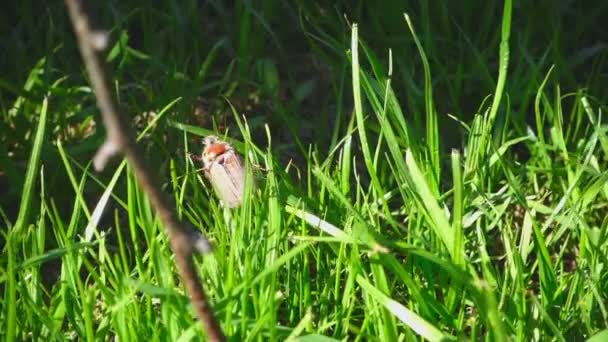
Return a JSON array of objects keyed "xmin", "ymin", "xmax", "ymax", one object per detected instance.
[{"xmin": 2, "ymin": 0, "xmax": 608, "ymax": 340}]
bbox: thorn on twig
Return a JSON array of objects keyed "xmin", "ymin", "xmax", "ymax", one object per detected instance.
[
  {"xmin": 93, "ymin": 139, "xmax": 120, "ymax": 171},
  {"xmin": 89, "ymin": 30, "xmax": 109, "ymax": 50},
  {"xmin": 191, "ymin": 230, "xmax": 213, "ymax": 254}
]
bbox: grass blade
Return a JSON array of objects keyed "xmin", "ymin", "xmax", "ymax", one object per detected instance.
[{"xmin": 356, "ymin": 275, "xmax": 454, "ymax": 341}]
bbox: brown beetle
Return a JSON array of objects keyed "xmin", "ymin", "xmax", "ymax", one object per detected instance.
[{"xmin": 192, "ymin": 136, "xmax": 248, "ymax": 208}]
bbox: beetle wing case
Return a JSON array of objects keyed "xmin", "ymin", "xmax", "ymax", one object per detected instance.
[{"xmin": 206, "ymin": 149, "xmax": 246, "ymax": 208}]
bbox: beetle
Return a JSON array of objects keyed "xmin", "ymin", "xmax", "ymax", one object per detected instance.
[{"xmin": 191, "ymin": 135, "xmax": 248, "ymax": 208}]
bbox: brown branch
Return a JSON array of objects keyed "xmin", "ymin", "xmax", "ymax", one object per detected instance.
[{"xmin": 63, "ymin": 0, "xmax": 225, "ymax": 340}]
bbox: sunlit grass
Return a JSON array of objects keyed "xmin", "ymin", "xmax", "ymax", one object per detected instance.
[{"xmin": 2, "ymin": 0, "xmax": 608, "ymax": 340}]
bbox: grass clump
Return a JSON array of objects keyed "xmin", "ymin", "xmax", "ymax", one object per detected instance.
[{"xmin": 1, "ymin": 0, "xmax": 608, "ymax": 340}]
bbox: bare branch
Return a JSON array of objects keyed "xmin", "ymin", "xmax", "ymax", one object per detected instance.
[{"xmin": 63, "ymin": 0, "xmax": 225, "ymax": 340}]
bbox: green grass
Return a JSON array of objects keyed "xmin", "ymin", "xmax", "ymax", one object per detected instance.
[{"xmin": 2, "ymin": 0, "xmax": 608, "ymax": 340}]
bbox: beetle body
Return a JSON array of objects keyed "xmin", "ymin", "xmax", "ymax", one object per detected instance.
[{"xmin": 195, "ymin": 136, "xmax": 247, "ymax": 208}]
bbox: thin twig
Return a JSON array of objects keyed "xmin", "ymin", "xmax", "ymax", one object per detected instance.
[{"xmin": 63, "ymin": 0, "xmax": 225, "ymax": 340}]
